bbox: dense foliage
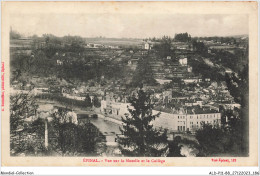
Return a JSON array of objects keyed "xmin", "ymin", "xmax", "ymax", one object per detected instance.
[
  {"xmin": 174, "ymin": 32, "xmax": 191, "ymax": 42},
  {"xmin": 10, "ymin": 93, "xmax": 105, "ymax": 156},
  {"xmin": 118, "ymin": 89, "xmax": 169, "ymax": 157},
  {"xmin": 10, "ymin": 30, "xmax": 22, "ymax": 39},
  {"xmin": 10, "ymin": 93, "xmax": 38, "ymax": 132},
  {"xmin": 153, "ymin": 36, "xmax": 173, "ymax": 58},
  {"xmin": 51, "ymin": 108, "xmax": 105, "ymax": 155},
  {"xmin": 131, "ymin": 57, "xmax": 157, "ymax": 87},
  {"xmin": 196, "ymin": 119, "xmax": 243, "ymax": 156}
]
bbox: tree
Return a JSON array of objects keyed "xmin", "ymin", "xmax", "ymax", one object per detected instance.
[
  {"xmin": 93, "ymin": 95, "xmax": 101, "ymax": 107},
  {"xmin": 84, "ymin": 94, "xmax": 92, "ymax": 107},
  {"xmin": 174, "ymin": 32, "xmax": 191, "ymax": 42},
  {"xmin": 118, "ymin": 89, "xmax": 169, "ymax": 157},
  {"xmin": 10, "ymin": 30, "xmax": 21, "ymax": 39},
  {"xmin": 10, "ymin": 93, "xmax": 38, "ymax": 133},
  {"xmin": 195, "ymin": 120, "xmax": 244, "ymax": 156},
  {"xmin": 132, "ymin": 57, "xmax": 157, "ymax": 87},
  {"xmin": 195, "ymin": 123, "xmax": 226, "ymax": 156},
  {"xmin": 167, "ymin": 136, "xmax": 183, "ymax": 157},
  {"xmin": 192, "ymin": 40, "xmax": 208, "ymax": 54},
  {"xmin": 225, "ymin": 64, "xmax": 249, "ymax": 155},
  {"xmin": 10, "ymin": 93, "xmax": 46, "ymax": 156},
  {"xmin": 51, "ymin": 108, "xmax": 103, "ymax": 155},
  {"xmin": 153, "ymin": 36, "xmax": 173, "ymax": 58}
]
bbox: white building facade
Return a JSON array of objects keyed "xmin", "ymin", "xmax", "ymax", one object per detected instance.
[
  {"xmin": 152, "ymin": 110, "xmax": 221, "ymax": 133},
  {"xmin": 100, "ymin": 100, "xmax": 221, "ymax": 133},
  {"xmin": 101, "ymin": 100, "xmax": 131, "ymax": 120}
]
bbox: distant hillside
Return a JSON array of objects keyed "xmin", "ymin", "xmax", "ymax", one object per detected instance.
[
  {"xmin": 228, "ymin": 34, "xmax": 248, "ymax": 38},
  {"xmin": 84, "ymin": 38, "xmax": 143, "ymax": 47}
]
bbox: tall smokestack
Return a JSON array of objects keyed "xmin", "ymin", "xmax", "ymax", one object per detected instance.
[{"xmin": 45, "ymin": 118, "xmax": 48, "ymax": 150}]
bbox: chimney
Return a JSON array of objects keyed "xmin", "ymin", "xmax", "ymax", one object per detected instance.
[{"xmin": 45, "ymin": 118, "xmax": 48, "ymax": 150}]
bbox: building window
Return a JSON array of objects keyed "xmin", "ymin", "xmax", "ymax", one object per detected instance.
[{"xmin": 183, "ymin": 126, "xmax": 185, "ymax": 131}]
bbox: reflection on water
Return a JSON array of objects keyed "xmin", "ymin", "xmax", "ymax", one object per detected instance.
[
  {"xmin": 88, "ymin": 117, "xmax": 122, "ymax": 145},
  {"xmin": 89, "ymin": 117, "xmax": 121, "ymax": 135},
  {"xmin": 36, "ymin": 99, "xmax": 124, "ymax": 156},
  {"xmin": 89, "ymin": 117, "xmax": 122, "ymax": 156}
]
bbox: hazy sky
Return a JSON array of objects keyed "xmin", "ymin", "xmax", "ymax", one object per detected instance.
[{"xmin": 10, "ymin": 14, "xmax": 248, "ymax": 38}]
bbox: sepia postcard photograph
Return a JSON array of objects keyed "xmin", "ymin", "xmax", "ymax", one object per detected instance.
[{"xmin": 1, "ymin": 1, "xmax": 258, "ymax": 167}]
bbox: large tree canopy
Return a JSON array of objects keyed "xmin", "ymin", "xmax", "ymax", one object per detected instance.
[{"xmin": 118, "ymin": 89, "xmax": 169, "ymax": 157}]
